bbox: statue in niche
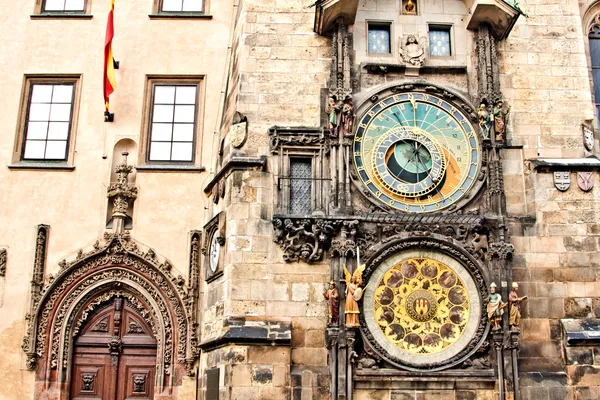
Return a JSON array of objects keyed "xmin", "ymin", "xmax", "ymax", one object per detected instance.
[
  {"xmin": 326, "ymin": 95, "xmax": 342, "ymax": 138},
  {"xmin": 340, "ymin": 95, "xmax": 355, "ymax": 138},
  {"xmin": 486, "ymin": 282, "xmax": 506, "ymax": 331},
  {"xmin": 344, "ymin": 264, "xmax": 365, "ymax": 328},
  {"xmin": 399, "ymin": 34, "xmax": 427, "ymax": 67},
  {"xmin": 323, "ymin": 281, "xmax": 340, "ymax": 326},
  {"xmin": 508, "ymin": 282, "xmax": 527, "ymax": 329},
  {"xmin": 403, "ymin": 0, "xmax": 417, "ymax": 14},
  {"xmin": 478, "ymin": 102, "xmax": 491, "ymax": 141},
  {"xmin": 493, "ymin": 98, "xmax": 511, "ymax": 142}
]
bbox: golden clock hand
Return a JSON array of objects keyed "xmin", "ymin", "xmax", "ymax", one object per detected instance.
[{"xmin": 408, "ymin": 95, "xmax": 417, "ymax": 126}]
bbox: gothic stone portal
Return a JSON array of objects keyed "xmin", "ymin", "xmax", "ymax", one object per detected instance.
[{"xmin": 70, "ymin": 297, "xmax": 156, "ymax": 400}]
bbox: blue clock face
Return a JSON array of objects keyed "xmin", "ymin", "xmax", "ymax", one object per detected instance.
[{"xmin": 353, "ymin": 92, "xmax": 480, "ymax": 213}]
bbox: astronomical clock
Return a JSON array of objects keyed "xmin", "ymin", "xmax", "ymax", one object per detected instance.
[
  {"xmin": 272, "ymin": 79, "xmax": 513, "ymax": 396},
  {"xmin": 346, "ymin": 84, "xmax": 496, "ymax": 373},
  {"xmin": 353, "ymin": 91, "xmax": 481, "ymax": 213}
]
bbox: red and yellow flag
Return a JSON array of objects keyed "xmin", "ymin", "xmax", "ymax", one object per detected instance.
[{"xmin": 103, "ymin": 0, "xmax": 116, "ymax": 114}]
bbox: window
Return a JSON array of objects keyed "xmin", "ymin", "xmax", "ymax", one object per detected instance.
[
  {"xmin": 143, "ymin": 78, "xmax": 204, "ymax": 164},
  {"xmin": 42, "ymin": 0, "xmax": 86, "ymax": 12},
  {"xmin": 289, "ymin": 158, "xmax": 313, "ymax": 215},
  {"xmin": 590, "ymin": 25, "xmax": 600, "ymax": 128},
  {"xmin": 367, "ymin": 23, "xmax": 392, "ymax": 54},
  {"xmin": 160, "ymin": 0, "xmax": 203, "ymax": 12},
  {"xmin": 22, "ymin": 82, "xmax": 75, "ymax": 161},
  {"xmin": 429, "ymin": 26, "xmax": 452, "ymax": 57}
]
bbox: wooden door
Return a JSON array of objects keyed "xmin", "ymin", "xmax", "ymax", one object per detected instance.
[{"xmin": 70, "ymin": 297, "xmax": 157, "ymax": 400}]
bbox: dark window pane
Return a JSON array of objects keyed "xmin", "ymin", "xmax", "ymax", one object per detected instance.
[
  {"xmin": 289, "ymin": 159, "xmax": 312, "ymax": 215},
  {"xmin": 368, "ymin": 25, "xmax": 391, "ymax": 54},
  {"xmin": 590, "ymin": 38, "xmax": 600, "ymax": 66},
  {"xmin": 593, "ymin": 69, "xmax": 600, "ymax": 102}
]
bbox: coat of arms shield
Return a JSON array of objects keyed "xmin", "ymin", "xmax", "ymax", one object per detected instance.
[
  {"xmin": 553, "ymin": 171, "xmax": 570, "ymax": 191},
  {"xmin": 577, "ymin": 172, "xmax": 594, "ymax": 192}
]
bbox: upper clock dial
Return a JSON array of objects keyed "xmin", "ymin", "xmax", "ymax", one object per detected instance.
[{"xmin": 353, "ymin": 92, "xmax": 481, "ymax": 212}]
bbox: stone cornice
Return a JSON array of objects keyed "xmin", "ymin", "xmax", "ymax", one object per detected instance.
[{"xmin": 204, "ymin": 155, "xmax": 267, "ymax": 193}]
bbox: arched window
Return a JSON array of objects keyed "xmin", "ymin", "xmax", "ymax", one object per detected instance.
[{"xmin": 589, "ymin": 15, "xmax": 600, "ymax": 125}]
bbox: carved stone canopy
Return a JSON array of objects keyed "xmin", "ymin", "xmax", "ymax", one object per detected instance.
[
  {"xmin": 465, "ymin": 0, "xmax": 524, "ymax": 40},
  {"xmin": 314, "ymin": 0, "xmax": 360, "ymax": 35}
]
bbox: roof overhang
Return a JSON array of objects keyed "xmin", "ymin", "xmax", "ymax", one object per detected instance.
[
  {"xmin": 314, "ymin": 0, "xmax": 359, "ymax": 36},
  {"xmin": 465, "ymin": 0, "xmax": 523, "ymax": 40}
]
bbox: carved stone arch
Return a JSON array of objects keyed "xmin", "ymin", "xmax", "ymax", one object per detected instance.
[
  {"xmin": 359, "ymin": 235, "xmax": 490, "ymax": 371},
  {"xmin": 350, "ymin": 81, "xmax": 486, "ymax": 214},
  {"xmin": 22, "ymin": 232, "xmax": 199, "ymax": 399},
  {"xmin": 582, "ymin": 0, "xmax": 600, "ymax": 33}
]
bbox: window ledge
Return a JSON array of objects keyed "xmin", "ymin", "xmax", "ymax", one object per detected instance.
[
  {"xmin": 31, "ymin": 14, "xmax": 93, "ymax": 19},
  {"xmin": 148, "ymin": 13, "xmax": 212, "ymax": 19},
  {"xmin": 8, "ymin": 162, "xmax": 75, "ymax": 171},
  {"xmin": 136, "ymin": 164, "xmax": 206, "ymax": 172}
]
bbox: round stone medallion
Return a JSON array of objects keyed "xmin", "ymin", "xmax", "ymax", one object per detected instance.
[{"xmin": 363, "ymin": 249, "xmax": 482, "ymax": 369}]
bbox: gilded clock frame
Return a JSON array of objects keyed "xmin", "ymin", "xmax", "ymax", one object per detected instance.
[{"xmin": 351, "ymin": 82, "xmax": 485, "ymax": 214}]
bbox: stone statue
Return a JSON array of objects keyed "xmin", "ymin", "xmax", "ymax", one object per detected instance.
[
  {"xmin": 478, "ymin": 103, "xmax": 491, "ymax": 140},
  {"xmin": 509, "ymin": 282, "xmax": 527, "ymax": 329},
  {"xmin": 340, "ymin": 95, "xmax": 355, "ymax": 138},
  {"xmin": 486, "ymin": 282, "xmax": 506, "ymax": 331},
  {"xmin": 326, "ymin": 95, "xmax": 342, "ymax": 138},
  {"xmin": 323, "ymin": 281, "xmax": 340, "ymax": 326},
  {"xmin": 493, "ymin": 98, "xmax": 510, "ymax": 142},
  {"xmin": 343, "ymin": 264, "xmax": 365, "ymax": 328},
  {"xmin": 399, "ymin": 34, "xmax": 427, "ymax": 67}
]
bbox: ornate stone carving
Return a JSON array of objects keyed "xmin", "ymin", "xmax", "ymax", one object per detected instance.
[
  {"xmin": 488, "ymin": 241, "xmax": 515, "ymax": 260},
  {"xmin": 22, "ymin": 224, "xmax": 50, "ymax": 368},
  {"xmin": 22, "ymin": 231, "xmax": 195, "ymax": 390},
  {"xmin": 399, "ymin": 34, "xmax": 427, "ymax": 67},
  {"xmin": 273, "ymin": 218, "xmax": 340, "ymax": 262},
  {"xmin": 331, "ymin": 220, "xmax": 358, "ymax": 257},
  {"xmin": 269, "ymin": 127, "xmax": 326, "ymax": 153},
  {"xmin": 477, "ymin": 24, "xmax": 501, "ymax": 106},
  {"xmin": 273, "ymin": 217, "xmax": 340, "ymax": 262},
  {"xmin": 0, "ymin": 248, "xmax": 6, "ymax": 277},
  {"xmin": 107, "ymin": 152, "xmax": 138, "ymax": 218}
]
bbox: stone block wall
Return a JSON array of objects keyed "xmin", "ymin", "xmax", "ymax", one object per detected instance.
[
  {"xmin": 500, "ymin": 0, "xmax": 600, "ymax": 397},
  {"xmin": 202, "ymin": 0, "xmax": 333, "ymax": 398}
]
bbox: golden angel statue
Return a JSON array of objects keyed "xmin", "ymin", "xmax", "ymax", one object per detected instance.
[
  {"xmin": 344, "ymin": 263, "xmax": 365, "ymax": 328},
  {"xmin": 399, "ymin": 34, "xmax": 427, "ymax": 67}
]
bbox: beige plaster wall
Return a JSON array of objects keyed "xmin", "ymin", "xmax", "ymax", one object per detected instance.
[{"xmin": 0, "ymin": 0, "xmax": 234, "ymax": 398}]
